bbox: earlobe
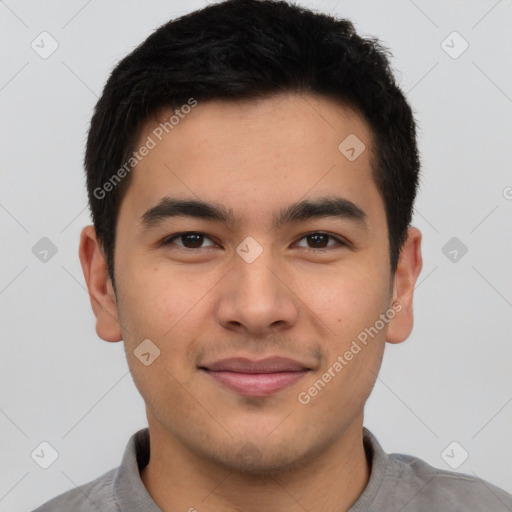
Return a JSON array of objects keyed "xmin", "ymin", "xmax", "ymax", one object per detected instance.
[
  {"xmin": 78, "ymin": 225, "xmax": 123, "ymax": 342},
  {"xmin": 386, "ymin": 227, "xmax": 423, "ymax": 344}
]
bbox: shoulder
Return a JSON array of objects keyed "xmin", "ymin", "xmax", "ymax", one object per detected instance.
[
  {"xmin": 359, "ymin": 429, "xmax": 512, "ymax": 512},
  {"xmin": 30, "ymin": 428, "xmax": 152, "ymax": 512},
  {"xmin": 30, "ymin": 467, "xmax": 118, "ymax": 512},
  {"xmin": 381, "ymin": 452, "xmax": 512, "ymax": 511}
]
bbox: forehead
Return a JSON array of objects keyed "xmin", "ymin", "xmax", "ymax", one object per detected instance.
[{"xmin": 120, "ymin": 93, "xmax": 384, "ymax": 229}]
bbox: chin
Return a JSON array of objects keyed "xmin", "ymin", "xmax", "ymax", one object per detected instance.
[{"xmin": 206, "ymin": 439, "xmax": 313, "ymax": 477}]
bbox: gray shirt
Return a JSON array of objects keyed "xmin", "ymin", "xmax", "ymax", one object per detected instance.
[{"xmin": 32, "ymin": 427, "xmax": 512, "ymax": 511}]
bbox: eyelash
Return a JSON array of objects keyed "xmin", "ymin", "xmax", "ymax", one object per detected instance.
[{"xmin": 161, "ymin": 231, "xmax": 347, "ymax": 251}]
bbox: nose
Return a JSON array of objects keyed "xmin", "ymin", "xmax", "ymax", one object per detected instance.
[{"xmin": 216, "ymin": 249, "xmax": 299, "ymax": 336}]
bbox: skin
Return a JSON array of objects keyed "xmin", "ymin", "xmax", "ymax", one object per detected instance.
[{"xmin": 79, "ymin": 92, "xmax": 422, "ymax": 512}]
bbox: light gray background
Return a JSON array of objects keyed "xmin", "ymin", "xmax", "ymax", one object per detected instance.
[{"xmin": 1, "ymin": 1, "xmax": 511, "ymax": 510}]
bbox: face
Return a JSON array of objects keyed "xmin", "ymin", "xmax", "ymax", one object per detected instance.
[{"xmin": 81, "ymin": 92, "xmax": 422, "ymax": 474}]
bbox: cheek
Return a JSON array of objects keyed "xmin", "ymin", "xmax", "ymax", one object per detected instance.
[
  {"xmin": 299, "ymin": 274, "xmax": 388, "ymax": 421},
  {"xmin": 115, "ymin": 268, "xmax": 196, "ymax": 409},
  {"xmin": 301, "ymin": 259, "xmax": 390, "ymax": 339},
  {"xmin": 115, "ymin": 259, "xmax": 217, "ymax": 378},
  {"xmin": 116, "ymin": 259, "xmax": 198, "ymax": 334}
]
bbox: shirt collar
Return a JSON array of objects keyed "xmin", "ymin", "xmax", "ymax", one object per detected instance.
[
  {"xmin": 113, "ymin": 428, "xmax": 162, "ymax": 511},
  {"xmin": 348, "ymin": 427, "xmax": 390, "ymax": 511}
]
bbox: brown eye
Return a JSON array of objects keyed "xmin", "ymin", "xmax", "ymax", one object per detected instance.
[
  {"xmin": 295, "ymin": 232, "xmax": 345, "ymax": 249},
  {"xmin": 163, "ymin": 232, "xmax": 215, "ymax": 249}
]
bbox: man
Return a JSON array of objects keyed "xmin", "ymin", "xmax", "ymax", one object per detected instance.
[{"xmin": 33, "ymin": 0, "xmax": 512, "ymax": 510}]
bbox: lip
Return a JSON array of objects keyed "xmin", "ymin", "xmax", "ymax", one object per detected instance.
[
  {"xmin": 202, "ymin": 356, "xmax": 309, "ymax": 373},
  {"xmin": 199, "ymin": 357, "xmax": 311, "ymax": 397}
]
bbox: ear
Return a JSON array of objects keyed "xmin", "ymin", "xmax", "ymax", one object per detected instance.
[
  {"xmin": 78, "ymin": 225, "xmax": 123, "ymax": 342},
  {"xmin": 386, "ymin": 227, "xmax": 423, "ymax": 344}
]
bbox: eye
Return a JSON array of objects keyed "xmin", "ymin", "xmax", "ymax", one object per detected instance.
[
  {"xmin": 161, "ymin": 231, "xmax": 346, "ymax": 251},
  {"xmin": 162, "ymin": 232, "xmax": 217, "ymax": 249},
  {"xmin": 294, "ymin": 232, "xmax": 346, "ymax": 250}
]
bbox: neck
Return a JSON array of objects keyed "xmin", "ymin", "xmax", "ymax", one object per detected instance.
[{"xmin": 140, "ymin": 413, "xmax": 370, "ymax": 512}]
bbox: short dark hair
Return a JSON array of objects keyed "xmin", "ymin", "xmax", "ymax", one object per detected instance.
[{"xmin": 85, "ymin": 0, "xmax": 420, "ymax": 285}]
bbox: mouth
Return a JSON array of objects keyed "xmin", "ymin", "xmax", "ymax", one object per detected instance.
[{"xmin": 198, "ymin": 357, "xmax": 311, "ymax": 397}]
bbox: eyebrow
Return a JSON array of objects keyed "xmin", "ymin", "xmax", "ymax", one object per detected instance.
[{"xmin": 141, "ymin": 195, "xmax": 369, "ymax": 231}]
